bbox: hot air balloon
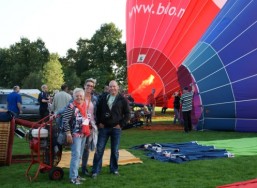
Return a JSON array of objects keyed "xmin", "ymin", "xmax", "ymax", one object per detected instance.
[
  {"xmin": 178, "ymin": 0, "xmax": 257, "ymax": 132},
  {"xmin": 126, "ymin": 0, "xmax": 227, "ymax": 106}
]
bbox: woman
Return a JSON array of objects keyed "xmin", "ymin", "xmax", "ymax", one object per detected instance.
[
  {"xmin": 81, "ymin": 78, "xmax": 98, "ymax": 176},
  {"xmin": 63, "ymin": 88, "xmax": 89, "ymax": 185}
]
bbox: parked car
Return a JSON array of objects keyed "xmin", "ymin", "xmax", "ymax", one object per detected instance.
[{"xmin": 0, "ymin": 92, "xmax": 41, "ymax": 121}]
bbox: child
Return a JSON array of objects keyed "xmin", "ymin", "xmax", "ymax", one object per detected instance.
[{"xmin": 144, "ymin": 105, "xmax": 152, "ymax": 125}]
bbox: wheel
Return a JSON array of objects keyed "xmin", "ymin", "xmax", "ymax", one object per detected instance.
[{"xmin": 49, "ymin": 167, "xmax": 64, "ymax": 180}]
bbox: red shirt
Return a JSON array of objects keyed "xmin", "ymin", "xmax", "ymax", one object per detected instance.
[{"xmin": 163, "ymin": 97, "xmax": 168, "ymax": 108}]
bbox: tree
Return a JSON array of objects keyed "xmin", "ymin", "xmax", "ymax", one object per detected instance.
[
  {"xmin": 0, "ymin": 37, "xmax": 50, "ymax": 88},
  {"xmin": 0, "ymin": 48, "xmax": 12, "ymax": 87},
  {"xmin": 73, "ymin": 23, "xmax": 127, "ymax": 92},
  {"xmin": 22, "ymin": 71, "xmax": 43, "ymax": 89},
  {"xmin": 42, "ymin": 53, "xmax": 64, "ymax": 92},
  {"xmin": 59, "ymin": 49, "xmax": 81, "ymax": 89}
]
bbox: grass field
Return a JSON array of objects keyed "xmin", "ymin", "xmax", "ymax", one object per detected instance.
[{"xmin": 1, "ymin": 110, "xmax": 257, "ymax": 188}]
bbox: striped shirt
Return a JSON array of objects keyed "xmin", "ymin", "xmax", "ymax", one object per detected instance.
[
  {"xmin": 180, "ymin": 91, "xmax": 194, "ymax": 112},
  {"xmin": 63, "ymin": 104, "xmax": 84, "ymax": 134}
]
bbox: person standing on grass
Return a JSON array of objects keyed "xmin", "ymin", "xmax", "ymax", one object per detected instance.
[
  {"xmin": 173, "ymin": 91, "xmax": 181, "ymax": 124},
  {"xmin": 7, "ymin": 85, "xmax": 22, "ymax": 117},
  {"xmin": 180, "ymin": 83, "xmax": 195, "ymax": 132},
  {"xmin": 51, "ymin": 84, "xmax": 72, "ymax": 115},
  {"xmin": 161, "ymin": 94, "xmax": 168, "ymax": 114},
  {"xmin": 38, "ymin": 84, "xmax": 51, "ymax": 119},
  {"xmin": 91, "ymin": 80, "xmax": 130, "ymax": 178},
  {"xmin": 81, "ymin": 78, "xmax": 99, "ymax": 176},
  {"xmin": 146, "ymin": 88, "xmax": 156, "ymax": 123},
  {"xmin": 63, "ymin": 88, "xmax": 89, "ymax": 185}
]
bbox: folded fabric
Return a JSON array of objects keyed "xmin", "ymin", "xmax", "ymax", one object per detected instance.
[{"xmin": 132, "ymin": 141, "xmax": 234, "ymax": 163}]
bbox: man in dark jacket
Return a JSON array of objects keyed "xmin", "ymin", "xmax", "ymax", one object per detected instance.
[
  {"xmin": 38, "ymin": 84, "xmax": 50, "ymax": 119},
  {"xmin": 91, "ymin": 80, "xmax": 130, "ymax": 178}
]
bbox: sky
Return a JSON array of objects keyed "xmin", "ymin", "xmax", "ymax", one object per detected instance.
[{"xmin": 0, "ymin": 0, "xmax": 126, "ymax": 56}]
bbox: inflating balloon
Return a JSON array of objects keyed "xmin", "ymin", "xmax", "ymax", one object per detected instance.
[
  {"xmin": 126, "ymin": 0, "xmax": 227, "ymax": 106},
  {"xmin": 179, "ymin": 0, "xmax": 257, "ymax": 132}
]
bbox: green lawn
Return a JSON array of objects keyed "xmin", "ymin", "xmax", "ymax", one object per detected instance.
[{"xmin": 1, "ymin": 112, "xmax": 257, "ymax": 188}]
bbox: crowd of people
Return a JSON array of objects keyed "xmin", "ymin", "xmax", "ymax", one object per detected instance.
[{"xmin": 2, "ymin": 80, "xmax": 195, "ymax": 185}]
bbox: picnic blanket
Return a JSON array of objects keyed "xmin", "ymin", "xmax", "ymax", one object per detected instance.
[
  {"xmin": 58, "ymin": 149, "xmax": 142, "ymax": 168},
  {"xmin": 132, "ymin": 141, "xmax": 234, "ymax": 163}
]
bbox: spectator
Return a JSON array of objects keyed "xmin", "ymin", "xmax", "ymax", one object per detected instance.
[
  {"xmin": 173, "ymin": 91, "xmax": 181, "ymax": 124},
  {"xmin": 91, "ymin": 80, "xmax": 130, "ymax": 178},
  {"xmin": 63, "ymin": 88, "xmax": 88, "ymax": 185},
  {"xmin": 51, "ymin": 84, "xmax": 72, "ymax": 114},
  {"xmin": 7, "ymin": 85, "xmax": 22, "ymax": 117},
  {"xmin": 144, "ymin": 105, "xmax": 151, "ymax": 125},
  {"xmin": 146, "ymin": 88, "xmax": 156, "ymax": 123},
  {"xmin": 81, "ymin": 78, "xmax": 99, "ymax": 176},
  {"xmin": 180, "ymin": 84, "xmax": 195, "ymax": 132},
  {"xmin": 98, "ymin": 85, "xmax": 109, "ymax": 101},
  {"xmin": 38, "ymin": 84, "xmax": 51, "ymax": 119},
  {"xmin": 161, "ymin": 94, "xmax": 168, "ymax": 114}
]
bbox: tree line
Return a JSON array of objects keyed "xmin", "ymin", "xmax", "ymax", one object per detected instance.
[{"xmin": 0, "ymin": 23, "xmax": 127, "ymax": 93}]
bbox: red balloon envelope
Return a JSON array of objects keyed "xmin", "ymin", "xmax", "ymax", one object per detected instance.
[{"xmin": 126, "ymin": 0, "xmax": 227, "ymax": 105}]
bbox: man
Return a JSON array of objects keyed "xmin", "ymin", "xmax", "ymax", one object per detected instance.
[
  {"xmin": 180, "ymin": 83, "xmax": 195, "ymax": 132},
  {"xmin": 51, "ymin": 84, "xmax": 72, "ymax": 114},
  {"xmin": 91, "ymin": 80, "xmax": 130, "ymax": 178},
  {"xmin": 7, "ymin": 85, "xmax": 22, "ymax": 117},
  {"xmin": 38, "ymin": 84, "xmax": 50, "ymax": 119},
  {"xmin": 98, "ymin": 85, "xmax": 109, "ymax": 102}
]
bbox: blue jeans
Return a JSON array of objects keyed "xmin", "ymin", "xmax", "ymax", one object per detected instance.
[
  {"xmin": 173, "ymin": 108, "xmax": 180, "ymax": 124},
  {"xmin": 69, "ymin": 136, "xmax": 86, "ymax": 179},
  {"xmin": 92, "ymin": 127, "xmax": 121, "ymax": 174},
  {"xmin": 82, "ymin": 138, "xmax": 90, "ymax": 171}
]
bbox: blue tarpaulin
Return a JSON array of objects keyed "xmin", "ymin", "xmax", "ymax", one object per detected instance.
[{"xmin": 132, "ymin": 141, "xmax": 233, "ymax": 163}]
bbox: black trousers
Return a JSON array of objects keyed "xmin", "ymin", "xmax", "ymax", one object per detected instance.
[
  {"xmin": 161, "ymin": 107, "xmax": 167, "ymax": 114},
  {"xmin": 182, "ymin": 110, "xmax": 192, "ymax": 132}
]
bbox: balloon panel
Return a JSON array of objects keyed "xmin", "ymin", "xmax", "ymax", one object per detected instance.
[
  {"xmin": 236, "ymin": 101, "xmax": 257, "ymax": 119},
  {"xmin": 197, "ymin": 70, "xmax": 231, "ymax": 93},
  {"xmin": 232, "ymin": 78, "xmax": 257, "ymax": 101},
  {"xmin": 199, "ymin": 85, "xmax": 234, "ymax": 105},
  {"xmin": 201, "ymin": 119, "xmax": 235, "ymax": 131},
  {"xmin": 226, "ymin": 52, "xmax": 257, "ymax": 82},
  {"xmin": 203, "ymin": 103, "xmax": 235, "ymax": 118},
  {"xmin": 184, "ymin": 44, "xmax": 222, "ymax": 75},
  {"xmin": 236, "ymin": 120, "xmax": 257, "ymax": 132}
]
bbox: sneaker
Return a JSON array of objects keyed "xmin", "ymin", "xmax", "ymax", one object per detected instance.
[
  {"xmin": 91, "ymin": 173, "xmax": 97, "ymax": 179},
  {"xmin": 70, "ymin": 178, "xmax": 82, "ymax": 185},
  {"xmin": 77, "ymin": 176, "xmax": 86, "ymax": 181},
  {"xmin": 82, "ymin": 167, "xmax": 90, "ymax": 176},
  {"xmin": 112, "ymin": 171, "xmax": 120, "ymax": 176}
]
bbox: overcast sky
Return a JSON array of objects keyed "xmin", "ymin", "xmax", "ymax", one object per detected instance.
[{"xmin": 0, "ymin": 0, "xmax": 126, "ymax": 56}]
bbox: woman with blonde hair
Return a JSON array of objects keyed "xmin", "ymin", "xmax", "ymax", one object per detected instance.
[{"xmin": 81, "ymin": 78, "xmax": 99, "ymax": 176}]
